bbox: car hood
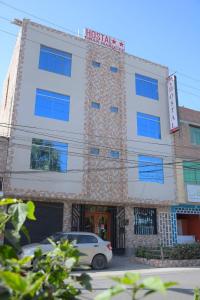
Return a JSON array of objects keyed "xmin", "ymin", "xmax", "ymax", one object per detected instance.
[{"xmin": 22, "ymin": 243, "xmax": 41, "ymax": 251}]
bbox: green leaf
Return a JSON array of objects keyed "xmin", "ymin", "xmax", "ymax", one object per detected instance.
[
  {"xmin": 0, "ymin": 198, "xmax": 20, "ymax": 206},
  {"xmin": 142, "ymin": 277, "xmax": 167, "ymax": 293},
  {"xmin": 4, "ymin": 229, "xmax": 20, "ymax": 250},
  {"xmin": 111, "ymin": 272, "xmax": 141, "ymax": 285},
  {"xmin": 18, "ymin": 255, "xmax": 33, "ymax": 266},
  {"xmin": 76, "ymin": 273, "xmax": 92, "ymax": 291},
  {"xmin": 65, "ymin": 257, "xmax": 76, "ymax": 269},
  {"xmin": 164, "ymin": 281, "xmax": 178, "ymax": 289},
  {"xmin": 21, "ymin": 225, "xmax": 30, "ymax": 244},
  {"xmin": 24, "ymin": 274, "xmax": 46, "ymax": 297},
  {"xmin": 95, "ymin": 284, "xmax": 125, "ymax": 300},
  {"xmin": 0, "ymin": 245, "xmax": 17, "ymax": 261},
  {"xmin": 26, "ymin": 201, "xmax": 36, "ymax": 220},
  {"xmin": 0, "ymin": 271, "xmax": 27, "ymax": 292}
]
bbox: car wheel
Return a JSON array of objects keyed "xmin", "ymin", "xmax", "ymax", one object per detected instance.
[{"xmin": 92, "ymin": 254, "xmax": 107, "ymax": 270}]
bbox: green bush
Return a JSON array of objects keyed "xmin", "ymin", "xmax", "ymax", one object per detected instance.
[{"xmin": 135, "ymin": 243, "xmax": 200, "ymax": 260}]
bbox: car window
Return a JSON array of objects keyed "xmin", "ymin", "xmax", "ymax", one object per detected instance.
[
  {"xmin": 41, "ymin": 233, "xmax": 65, "ymax": 244},
  {"xmin": 67, "ymin": 234, "xmax": 78, "ymax": 243},
  {"xmin": 77, "ymin": 235, "xmax": 98, "ymax": 244}
]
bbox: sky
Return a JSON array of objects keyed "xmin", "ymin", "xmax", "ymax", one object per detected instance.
[{"xmin": 0, "ymin": 0, "xmax": 200, "ymax": 111}]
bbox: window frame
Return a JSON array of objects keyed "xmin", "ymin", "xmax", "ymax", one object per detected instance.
[
  {"xmin": 190, "ymin": 125, "xmax": 200, "ymax": 146},
  {"xmin": 134, "ymin": 207, "xmax": 157, "ymax": 235},
  {"xmin": 110, "ymin": 66, "xmax": 118, "ymax": 73},
  {"xmin": 91, "ymin": 101, "xmax": 100, "ymax": 109},
  {"xmin": 110, "ymin": 150, "xmax": 120, "ymax": 159},
  {"xmin": 92, "ymin": 60, "xmax": 101, "ymax": 68},
  {"xmin": 183, "ymin": 161, "xmax": 200, "ymax": 185},
  {"xmin": 39, "ymin": 45, "xmax": 72, "ymax": 76},
  {"xmin": 90, "ymin": 147, "xmax": 100, "ymax": 156},
  {"xmin": 138, "ymin": 155, "xmax": 164, "ymax": 184},
  {"xmin": 30, "ymin": 138, "xmax": 68, "ymax": 173},
  {"xmin": 35, "ymin": 88, "xmax": 70, "ymax": 121},
  {"xmin": 135, "ymin": 73, "xmax": 159, "ymax": 100},
  {"xmin": 137, "ymin": 112, "xmax": 161, "ymax": 139},
  {"xmin": 110, "ymin": 106, "xmax": 119, "ymax": 113}
]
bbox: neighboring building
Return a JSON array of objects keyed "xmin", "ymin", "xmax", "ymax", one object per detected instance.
[
  {"xmin": 0, "ymin": 136, "xmax": 9, "ymax": 197},
  {"xmin": 172, "ymin": 107, "xmax": 200, "ymax": 245},
  {"xmin": 0, "ymin": 19, "xmax": 177, "ymax": 252}
]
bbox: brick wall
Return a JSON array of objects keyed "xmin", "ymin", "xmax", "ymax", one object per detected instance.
[
  {"xmin": 174, "ymin": 107, "xmax": 200, "ymax": 159},
  {"xmin": 125, "ymin": 205, "xmax": 170, "ymax": 249}
]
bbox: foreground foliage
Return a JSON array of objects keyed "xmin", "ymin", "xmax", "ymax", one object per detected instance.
[
  {"xmin": 95, "ymin": 272, "xmax": 176, "ymax": 300},
  {"xmin": 0, "ymin": 198, "xmax": 91, "ymax": 299},
  {"xmin": 0, "ymin": 198, "xmax": 179, "ymax": 299}
]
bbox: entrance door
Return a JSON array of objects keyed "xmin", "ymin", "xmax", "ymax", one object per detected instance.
[{"xmin": 85, "ymin": 211, "xmax": 111, "ymax": 241}]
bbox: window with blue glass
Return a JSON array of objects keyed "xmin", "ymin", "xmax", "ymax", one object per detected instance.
[
  {"xmin": 110, "ymin": 66, "xmax": 118, "ymax": 73},
  {"xmin": 110, "ymin": 150, "xmax": 120, "ymax": 159},
  {"xmin": 92, "ymin": 61, "xmax": 101, "ymax": 68},
  {"xmin": 90, "ymin": 148, "xmax": 100, "ymax": 156},
  {"xmin": 137, "ymin": 112, "xmax": 161, "ymax": 139},
  {"xmin": 39, "ymin": 45, "xmax": 72, "ymax": 76},
  {"xmin": 135, "ymin": 73, "xmax": 158, "ymax": 100},
  {"xmin": 91, "ymin": 102, "xmax": 100, "ymax": 109},
  {"xmin": 138, "ymin": 155, "xmax": 164, "ymax": 184},
  {"xmin": 110, "ymin": 106, "xmax": 118, "ymax": 113},
  {"xmin": 30, "ymin": 138, "xmax": 68, "ymax": 172},
  {"xmin": 35, "ymin": 89, "xmax": 70, "ymax": 121}
]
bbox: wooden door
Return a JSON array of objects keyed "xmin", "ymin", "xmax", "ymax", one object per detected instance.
[{"xmin": 85, "ymin": 211, "xmax": 111, "ymax": 241}]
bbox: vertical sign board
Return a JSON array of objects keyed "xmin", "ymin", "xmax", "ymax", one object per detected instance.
[
  {"xmin": 167, "ymin": 75, "xmax": 179, "ymax": 133},
  {"xmin": 85, "ymin": 28, "xmax": 125, "ymax": 53}
]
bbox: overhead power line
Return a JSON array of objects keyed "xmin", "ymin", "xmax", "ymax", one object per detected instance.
[
  {"xmin": 0, "ymin": 6, "xmax": 200, "ymax": 86},
  {"xmin": 1, "ymin": 121, "xmax": 200, "ymax": 157},
  {"xmin": 0, "ymin": 25, "xmax": 200, "ymax": 101},
  {"xmin": 0, "ymin": 0, "xmax": 78, "ymax": 35}
]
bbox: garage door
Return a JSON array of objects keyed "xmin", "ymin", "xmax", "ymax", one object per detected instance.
[{"xmin": 21, "ymin": 201, "xmax": 64, "ymax": 245}]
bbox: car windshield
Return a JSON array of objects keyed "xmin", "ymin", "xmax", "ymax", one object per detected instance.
[{"xmin": 41, "ymin": 233, "xmax": 64, "ymax": 244}]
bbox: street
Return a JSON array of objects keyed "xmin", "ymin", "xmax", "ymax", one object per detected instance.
[{"xmin": 74, "ymin": 257, "xmax": 200, "ymax": 299}]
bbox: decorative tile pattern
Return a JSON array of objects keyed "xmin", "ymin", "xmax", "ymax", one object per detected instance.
[
  {"xmin": 171, "ymin": 204, "xmax": 200, "ymax": 244},
  {"xmin": 159, "ymin": 212, "xmax": 173, "ymax": 246},
  {"xmin": 83, "ymin": 41, "xmax": 128, "ymax": 203}
]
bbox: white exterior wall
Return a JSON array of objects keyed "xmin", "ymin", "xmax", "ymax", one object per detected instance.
[
  {"xmin": 125, "ymin": 55, "xmax": 176, "ymax": 202},
  {"xmin": 4, "ymin": 19, "xmax": 176, "ymax": 204},
  {"xmin": 8, "ymin": 22, "xmax": 87, "ymax": 195}
]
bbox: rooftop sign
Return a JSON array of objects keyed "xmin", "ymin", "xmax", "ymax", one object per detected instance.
[
  {"xmin": 85, "ymin": 28, "xmax": 125, "ymax": 53},
  {"xmin": 167, "ymin": 75, "xmax": 179, "ymax": 133}
]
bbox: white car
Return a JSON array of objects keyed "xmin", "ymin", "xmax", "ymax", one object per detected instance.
[{"xmin": 20, "ymin": 232, "xmax": 113, "ymax": 270}]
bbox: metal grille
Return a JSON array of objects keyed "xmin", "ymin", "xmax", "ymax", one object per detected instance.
[
  {"xmin": 134, "ymin": 207, "xmax": 157, "ymax": 235},
  {"xmin": 71, "ymin": 204, "xmax": 85, "ymax": 231}
]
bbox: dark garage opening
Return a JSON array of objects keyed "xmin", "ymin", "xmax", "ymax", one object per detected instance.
[{"xmin": 20, "ymin": 201, "xmax": 64, "ymax": 245}]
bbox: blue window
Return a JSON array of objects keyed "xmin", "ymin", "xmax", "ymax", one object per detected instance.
[
  {"xmin": 135, "ymin": 73, "xmax": 158, "ymax": 100},
  {"xmin": 90, "ymin": 148, "xmax": 100, "ymax": 156},
  {"xmin": 30, "ymin": 138, "xmax": 68, "ymax": 172},
  {"xmin": 92, "ymin": 61, "xmax": 101, "ymax": 68},
  {"xmin": 39, "ymin": 45, "xmax": 72, "ymax": 76},
  {"xmin": 91, "ymin": 102, "xmax": 100, "ymax": 109},
  {"xmin": 110, "ymin": 150, "xmax": 120, "ymax": 159},
  {"xmin": 110, "ymin": 106, "xmax": 118, "ymax": 113},
  {"xmin": 35, "ymin": 89, "xmax": 70, "ymax": 121},
  {"xmin": 138, "ymin": 155, "xmax": 164, "ymax": 184},
  {"xmin": 137, "ymin": 112, "xmax": 161, "ymax": 139},
  {"xmin": 110, "ymin": 66, "xmax": 118, "ymax": 73}
]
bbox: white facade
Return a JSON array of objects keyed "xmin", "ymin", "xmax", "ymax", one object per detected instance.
[{"xmin": 0, "ymin": 19, "xmax": 176, "ymax": 204}]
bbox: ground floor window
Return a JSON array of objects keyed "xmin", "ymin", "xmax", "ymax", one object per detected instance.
[{"xmin": 134, "ymin": 207, "xmax": 157, "ymax": 235}]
